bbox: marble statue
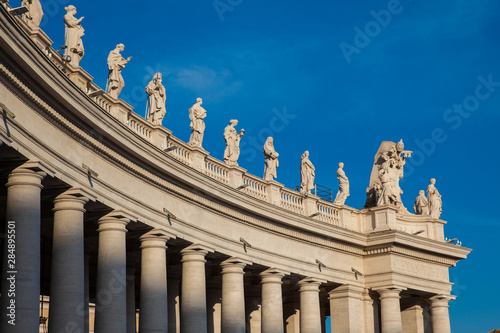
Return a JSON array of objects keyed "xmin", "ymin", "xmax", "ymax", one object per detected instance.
[
  {"xmin": 64, "ymin": 6, "xmax": 84, "ymax": 67},
  {"xmin": 145, "ymin": 73, "xmax": 166, "ymax": 126},
  {"xmin": 413, "ymin": 190, "xmax": 429, "ymax": 215},
  {"xmin": 300, "ymin": 151, "xmax": 315, "ymax": 194},
  {"xmin": 188, "ymin": 98, "xmax": 207, "ymax": 147},
  {"xmin": 106, "ymin": 44, "xmax": 132, "ymax": 99},
  {"xmin": 427, "ymin": 178, "xmax": 442, "ymax": 219},
  {"xmin": 334, "ymin": 162, "xmax": 350, "ymax": 205},
  {"xmin": 263, "ymin": 137, "xmax": 279, "ymax": 181},
  {"xmin": 364, "ymin": 139, "xmax": 412, "ymax": 212},
  {"xmin": 22, "ymin": 0, "xmax": 43, "ymax": 28},
  {"xmin": 223, "ymin": 119, "xmax": 244, "ymax": 166}
]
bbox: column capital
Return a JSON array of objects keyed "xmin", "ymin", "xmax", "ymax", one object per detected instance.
[
  {"xmin": 429, "ymin": 294, "xmax": 455, "ymax": 307},
  {"xmin": 260, "ymin": 268, "xmax": 288, "ymax": 284},
  {"xmin": 97, "ymin": 210, "xmax": 131, "ymax": 233},
  {"xmin": 221, "ymin": 257, "xmax": 252, "ymax": 274},
  {"xmin": 6, "ymin": 165, "xmax": 46, "ymax": 189},
  {"xmin": 53, "ymin": 188, "xmax": 93, "ymax": 213},
  {"xmin": 328, "ymin": 284, "xmax": 364, "ymax": 300},
  {"xmin": 139, "ymin": 229, "xmax": 175, "ymax": 249},
  {"xmin": 180, "ymin": 243, "xmax": 215, "ymax": 263},
  {"xmin": 298, "ymin": 277, "xmax": 326, "ymax": 292}
]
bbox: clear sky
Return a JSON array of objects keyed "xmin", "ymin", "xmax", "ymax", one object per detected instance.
[{"xmin": 21, "ymin": 0, "xmax": 500, "ymax": 331}]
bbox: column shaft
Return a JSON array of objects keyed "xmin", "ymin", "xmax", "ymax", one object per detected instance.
[
  {"xmin": 430, "ymin": 295, "xmax": 453, "ymax": 333},
  {"xmin": 48, "ymin": 193, "xmax": 89, "ymax": 333},
  {"xmin": 260, "ymin": 269, "xmax": 285, "ymax": 333},
  {"xmin": 180, "ymin": 244, "xmax": 213, "ymax": 333},
  {"xmin": 377, "ymin": 289, "xmax": 403, "ymax": 333},
  {"xmin": 94, "ymin": 213, "xmax": 129, "ymax": 333},
  {"xmin": 140, "ymin": 234, "xmax": 170, "ymax": 333},
  {"xmin": 221, "ymin": 258, "xmax": 250, "ymax": 333},
  {"xmin": 0, "ymin": 166, "xmax": 45, "ymax": 333},
  {"xmin": 298, "ymin": 278, "xmax": 323, "ymax": 333}
]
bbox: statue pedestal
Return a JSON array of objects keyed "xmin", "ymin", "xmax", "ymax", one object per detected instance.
[
  {"xmin": 188, "ymin": 146, "xmax": 209, "ymax": 171},
  {"xmin": 266, "ymin": 180, "xmax": 284, "ymax": 205},
  {"xmin": 369, "ymin": 205, "xmax": 398, "ymax": 232},
  {"xmin": 227, "ymin": 166, "xmax": 247, "ymax": 188}
]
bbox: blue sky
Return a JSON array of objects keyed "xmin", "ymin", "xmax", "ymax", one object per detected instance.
[{"xmin": 24, "ymin": 0, "xmax": 500, "ymax": 331}]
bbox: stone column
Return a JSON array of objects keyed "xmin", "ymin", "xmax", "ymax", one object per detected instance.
[
  {"xmin": 429, "ymin": 295, "xmax": 454, "ymax": 333},
  {"xmin": 48, "ymin": 190, "xmax": 90, "ymax": 333},
  {"xmin": 0, "ymin": 165, "xmax": 46, "ymax": 333},
  {"xmin": 84, "ymin": 253, "xmax": 91, "ymax": 333},
  {"xmin": 401, "ymin": 304, "xmax": 424, "ymax": 333},
  {"xmin": 220, "ymin": 257, "xmax": 251, "ymax": 333},
  {"xmin": 362, "ymin": 289, "xmax": 376, "ymax": 333},
  {"xmin": 168, "ymin": 268, "xmax": 181, "ymax": 333},
  {"xmin": 180, "ymin": 244, "xmax": 214, "ymax": 333},
  {"xmin": 377, "ymin": 288, "xmax": 403, "ymax": 333},
  {"xmin": 140, "ymin": 232, "xmax": 171, "ymax": 333},
  {"xmin": 260, "ymin": 268, "xmax": 286, "ymax": 333},
  {"xmin": 127, "ymin": 267, "xmax": 137, "ymax": 333},
  {"xmin": 298, "ymin": 278, "xmax": 324, "ymax": 333},
  {"xmin": 94, "ymin": 211, "xmax": 130, "ymax": 333},
  {"xmin": 329, "ymin": 284, "xmax": 364, "ymax": 333}
]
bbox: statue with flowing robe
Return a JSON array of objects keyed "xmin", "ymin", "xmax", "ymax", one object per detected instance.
[
  {"xmin": 300, "ymin": 151, "xmax": 315, "ymax": 194},
  {"xmin": 145, "ymin": 73, "xmax": 166, "ymax": 125},
  {"xmin": 413, "ymin": 190, "xmax": 429, "ymax": 215},
  {"xmin": 427, "ymin": 178, "xmax": 442, "ymax": 218},
  {"xmin": 106, "ymin": 44, "xmax": 132, "ymax": 99},
  {"xmin": 188, "ymin": 98, "xmax": 207, "ymax": 147},
  {"xmin": 64, "ymin": 6, "xmax": 85, "ymax": 66},
  {"xmin": 263, "ymin": 137, "xmax": 279, "ymax": 181},
  {"xmin": 334, "ymin": 162, "xmax": 350, "ymax": 205},
  {"xmin": 22, "ymin": 0, "xmax": 43, "ymax": 28},
  {"xmin": 223, "ymin": 119, "xmax": 244, "ymax": 166}
]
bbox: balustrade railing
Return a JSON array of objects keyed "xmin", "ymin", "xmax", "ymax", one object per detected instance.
[
  {"xmin": 204, "ymin": 156, "xmax": 230, "ymax": 184},
  {"xmin": 242, "ymin": 174, "xmax": 268, "ymax": 201},
  {"xmin": 316, "ymin": 202, "xmax": 340, "ymax": 225},
  {"xmin": 280, "ymin": 188, "xmax": 304, "ymax": 215},
  {"xmin": 127, "ymin": 113, "xmax": 152, "ymax": 142},
  {"xmin": 165, "ymin": 136, "xmax": 191, "ymax": 166}
]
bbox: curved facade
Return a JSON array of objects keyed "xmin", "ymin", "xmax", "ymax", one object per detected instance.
[{"xmin": 0, "ymin": 4, "xmax": 470, "ymax": 333}]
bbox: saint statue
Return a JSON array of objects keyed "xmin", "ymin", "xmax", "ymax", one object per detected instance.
[
  {"xmin": 300, "ymin": 151, "xmax": 315, "ymax": 194},
  {"xmin": 263, "ymin": 137, "xmax": 279, "ymax": 181},
  {"xmin": 427, "ymin": 178, "xmax": 442, "ymax": 219},
  {"xmin": 64, "ymin": 6, "xmax": 85, "ymax": 67},
  {"xmin": 145, "ymin": 73, "xmax": 166, "ymax": 126},
  {"xmin": 22, "ymin": 0, "xmax": 43, "ymax": 28},
  {"xmin": 188, "ymin": 98, "xmax": 207, "ymax": 147},
  {"xmin": 376, "ymin": 162, "xmax": 398, "ymax": 206},
  {"xmin": 334, "ymin": 162, "xmax": 350, "ymax": 205},
  {"xmin": 364, "ymin": 139, "xmax": 412, "ymax": 212},
  {"xmin": 223, "ymin": 119, "xmax": 244, "ymax": 166},
  {"xmin": 413, "ymin": 190, "xmax": 429, "ymax": 215},
  {"xmin": 106, "ymin": 44, "xmax": 132, "ymax": 99}
]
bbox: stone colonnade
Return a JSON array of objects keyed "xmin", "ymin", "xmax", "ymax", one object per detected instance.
[{"xmin": 0, "ymin": 163, "xmax": 454, "ymax": 333}]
